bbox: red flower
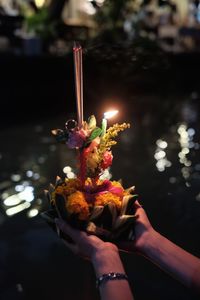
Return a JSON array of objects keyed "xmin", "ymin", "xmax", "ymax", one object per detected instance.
[{"xmin": 101, "ymin": 151, "xmax": 113, "ymax": 170}]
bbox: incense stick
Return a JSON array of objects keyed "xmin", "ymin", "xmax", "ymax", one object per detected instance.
[{"xmin": 73, "ymin": 42, "xmax": 83, "ymax": 128}]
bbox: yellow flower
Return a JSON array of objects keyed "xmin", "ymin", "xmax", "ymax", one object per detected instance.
[
  {"xmin": 85, "ymin": 178, "xmax": 104, "ymax": 186},
  {"xmin": 86, "ymin": 149, "xmax": 100, "ymax": 173},
  {"xmin": 66, "ymin": 191, "xmax": 90, "ymax": 220},
  {"xmin": 111, "ymin": 181, "xmax": 124, "ymax": 190},
  {"xmin": 95, "ymin": 192, "xmax": 122, "ymax": 210}
]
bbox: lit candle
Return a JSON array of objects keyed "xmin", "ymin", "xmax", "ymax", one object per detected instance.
[{"xmin": 102, "ymin": 110, "xmax": 119, "ymax": 135}]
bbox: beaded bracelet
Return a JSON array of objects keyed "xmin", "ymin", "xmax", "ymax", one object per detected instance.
[{"xmin": 96, "ymin": 272, "xmax": 128, "ymax": 288}]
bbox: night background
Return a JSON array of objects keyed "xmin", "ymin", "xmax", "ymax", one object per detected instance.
[{"xmin": 0, "ymin": 1, "xmax": 200, "ymax": 299}]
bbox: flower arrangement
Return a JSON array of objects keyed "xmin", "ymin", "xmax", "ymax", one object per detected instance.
[{"xmin": 42, "ymin": 115, "xmax": 138, "ymax": 241}]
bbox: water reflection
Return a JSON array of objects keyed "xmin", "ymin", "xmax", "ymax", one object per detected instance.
[
  {"xmin": 0, "ymin": 97, "xmax": 200, "ymax": 300},
  {"xmin": 154, "ymin": 139, "xmax": 171, "ymax": 172}
]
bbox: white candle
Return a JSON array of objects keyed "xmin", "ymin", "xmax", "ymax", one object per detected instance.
[
  {"xmin": 101, "ymin": 116, "xmax": 107, "ymax": 136},
  {"xmin": 102, "ymin": 110, "xmax": 119, "ymax": 136}
]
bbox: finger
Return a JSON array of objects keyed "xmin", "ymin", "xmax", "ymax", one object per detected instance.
[
  {"xmin": 61, "ymin": 238, "xmax": 79, "ymax": 254},
  {"xmin": 134, "ymin": 200, "xmax": 143, "ymax": 209},
  {"xmin": 55, "ymin": 218, "xmax": 83, "ymax": 242}
]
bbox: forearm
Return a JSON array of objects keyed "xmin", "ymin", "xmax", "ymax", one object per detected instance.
[
  {"xmin": 141, "ymin": 230, "xmax": 200, "ymax": 292},
  {"xmin": 92, "ymin": 248, "xmax": 134, "ymax": 300}
]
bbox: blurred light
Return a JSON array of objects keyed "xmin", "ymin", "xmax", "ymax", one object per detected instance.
[
  {"xmin": 177, "ymin": 124, "xmax": 193, "ymax": 179},
  {"xmin": 20, "ymin": 186, "xmax": 34, "ymax": 202},
  {"xmin": 22, "ymin": 181, "xmax": 30, "ymax": 187},
  {"xmin": 15, "ymin": 185, "xmax": 24, "ymax": 192},
  {"xmin": 11, "ymin": 174, "xmax": 21, "ymax": 182},
  {"xmin": 6, "ymin": 202, "xmax": 31, "ymax": 216},
  {"xmin": 49, "ymin": 145, "xmax": 56, "ymax": 152},
  {"xmin": 154, "ymin": 150, "xmax": 166, "ymax": 160},
  {"xmin": 189, "ymin": 142, "xmax": 195, "ymax": 148},
  {"xmin": 187, "ymin": 128, "xmax": 195, "ymax": 136},
  {"xmin": 156, "ymin": 160, "xmax": 165, "ymax": 171},
  {"xmin": 16, "ymin": 284, "xmax": 23, "ymax": 293},
  {"xmin": 33, "ymin": 173, "xmax": 40, "ymax": 180},
  {"xmin": 178, "ymin": 152, "xmax": 184, "ymax": 159},
  {"xmin": 195, "ymin": 164, "xmax": 200, "ymax": 171},
  {"xmin": 182, "ymin": 147, "xmax": 189, "ymax": 154},
  {"xmin": 4, "ymin": 195, "xmax": 22, "ymax": 206},
  {"xmin": 36, "ymin": 198, "xmax": 42, "ymax": 205},
  {"xmin": 27, "ymin": 209, "xmax": 39, "ymax": 218},
  {"xmin": 169, "ymin": 177, "xmax": 176, "ymax": 184},
  {"xmin": 184, "ymin": 161, "xmax": 192, "ymax": 167},
  {"xmin": 2, "ymin": 192, "xmax": 9, "ymax": 199},
  {"xmin": 165, "ymin": 161, "xmax": 172, "ymax": 167},
  {"xmin": 67, "ymin": 172, "xmax": 75, "ymax": 179},
  {"xmin": 26, "ymin": 170, "xmax": 33, "ymax": 178},
  {"xmin": 63, "ymin": 166, "xmax": 72, "ymax": 174},
  {"xmin": 156, "ymin": 139, "xmax": 168, "ymax": 149},
  {"xmin": 177, "ymin": 124, "xmax": 187, "ymax": 134},
  {"xmin": 38, "ymin": 156, "xmax": 46, "ymax": 164},
  {"xmin": 154, "ymin": 138, "xmax": 171, "ymax": 172},
  {"xmin": 4, "ymin": 186, "xmax": 34, "ymax": 207},
  {"xmin": 35, "ymin": 0, "xmax": 45, "ymax": 8}
]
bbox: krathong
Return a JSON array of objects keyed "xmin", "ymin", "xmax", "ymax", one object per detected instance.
[{"xmin": 42, "ymin": 44, "xmax": 138, "ymax": 241}]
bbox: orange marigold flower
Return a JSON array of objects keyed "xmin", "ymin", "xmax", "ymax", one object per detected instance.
[
  {"xmin": 51, "ymin": 186, "xmax": 66, "ymax": 205},
  {"xmin": 63, "ymin": 178, "xmax": 81, "ymax": 195},
  {"xmin": 66, "ymin": 191, "xmax": 89, "ymax": 220},
  {"xmin": 95, "ymin": 192, "xmax": 122, "ymax": 210},
  {"xmin": 55, "ymin": 185, "xmax": 65, "ymax": 195}
]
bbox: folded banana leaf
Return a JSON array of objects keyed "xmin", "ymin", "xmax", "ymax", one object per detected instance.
[{"xmin": 41, "ymin": 178, "xmax": 138, "ymax": 243}]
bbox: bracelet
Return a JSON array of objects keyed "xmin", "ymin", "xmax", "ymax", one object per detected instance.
[{"xmin": 96, "ymin": 272, "xmax": 128, "ymax": 288}]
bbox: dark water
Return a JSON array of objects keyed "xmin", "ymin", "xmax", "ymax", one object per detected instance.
[{"xmin": 0, "ymin": 48, "xmax": 200, "ymax": 300}]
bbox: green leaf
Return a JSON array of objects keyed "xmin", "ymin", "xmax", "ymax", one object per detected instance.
[{"xmin": 88, "ymin": 127, "xmax": 102, "ymax": 142}]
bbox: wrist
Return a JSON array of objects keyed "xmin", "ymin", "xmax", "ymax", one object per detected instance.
[
  {"xmin": 137, "ymin": 228, "xmax": 161, "ymax": 256},
  {"xmin": 91, "ymin": 245, "xmax": 125, "ymax": 277}
]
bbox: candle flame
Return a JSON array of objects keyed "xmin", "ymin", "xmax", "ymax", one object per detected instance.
[
  {"xmin": 35, "ymin": 0, "xmax": 45, "ymax": 8},
  {"xmin": 104, "ymin": 110, "xmax": 118, "ymax": 119}
]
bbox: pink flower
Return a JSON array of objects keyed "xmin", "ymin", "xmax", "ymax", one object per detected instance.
[
  {"xmin": 67, "ymin": 129, "xmax": 88, "ymax": 149},
  {"xmin": 101, "ymin": 151, "xmax": 113, "ymax": 170}
]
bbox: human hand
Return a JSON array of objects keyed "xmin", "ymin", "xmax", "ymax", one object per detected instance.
[
  {"xmin": 55, "ymin": 218, "xmax": 118, "ymax": 261},
  {"xmin": 118, "ymin": 201, "xmax": 156, "ymax": 254}
]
